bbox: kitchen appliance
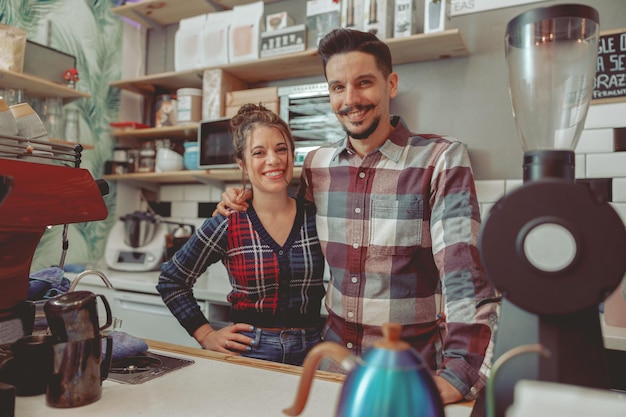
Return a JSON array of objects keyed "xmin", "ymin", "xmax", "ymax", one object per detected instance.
[
  {"xmin": 279, "ymin": 82, "xmax": 345, "ymax": 158},
  {"xmin": 197, "ymin": 117, "xmax": 238, "ymax": 169},
  {"xmin": 284, "ymin": 323, "xmax": 445, "ymax": 417},
  {"xmin": 0, "ymin": 152, "xmax": 108, "ymax": 344},
  {"xmin": 105, "ymin": 216, "xmax": 168, "ymax": 272},
  {"xmin": 105, "ymin": 211, "xmax": 194, "ymax": 271},
  {"xmin": 108, "ymin": 351, "xmax": 194, "ymax": 385},
  {"xmin": 477, "ymin": 4, "xmax": 626, "ymax": 417}
]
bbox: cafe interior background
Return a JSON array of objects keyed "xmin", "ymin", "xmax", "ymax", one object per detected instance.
[
  {"xmin": 0, "ymin": 0, "xmax": 623, "ymax": 275},
  {"xmin": 1, "ymin": 0, "xmax": 626, "ymax": 415}
]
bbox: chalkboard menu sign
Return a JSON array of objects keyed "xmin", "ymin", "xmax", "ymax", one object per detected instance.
[{"xmin": 593, "ymin": 29, "xmax": 626, "ymax": 104}]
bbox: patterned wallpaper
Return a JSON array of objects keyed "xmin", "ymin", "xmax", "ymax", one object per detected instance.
[{"xmin": 1, "ymin": 0, "xmax": 122, "ymax": 271}]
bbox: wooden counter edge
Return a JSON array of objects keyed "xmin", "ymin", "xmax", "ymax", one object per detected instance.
[
  {"xmin": 146, "ymin": 339, "xmax": 346, "ymax": 384},
  {"xmin": 146, "ymin": 339, "xmax": 475, "ymax": 409}
]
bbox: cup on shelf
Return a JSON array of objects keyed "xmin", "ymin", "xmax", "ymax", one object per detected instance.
[{"xmin": 183, "ymin": 142, "xmax": 199, "ymax": 170}]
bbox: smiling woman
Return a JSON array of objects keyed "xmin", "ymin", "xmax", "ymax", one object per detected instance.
[{"xmin": 157, "ymin": 104, "xmax": 326, "ymax": 366}]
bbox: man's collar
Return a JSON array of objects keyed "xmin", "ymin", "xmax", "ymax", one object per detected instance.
[{"xmin": 332, "ymin": 116, "xmax": 407, "ymax": 162}]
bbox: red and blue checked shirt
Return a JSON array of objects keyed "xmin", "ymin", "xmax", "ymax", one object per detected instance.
[
  {"xmin": 297, "ymin": 116, "xmax": 498, "ymax": 400},
  {"xmin": 157, "ymin": 198, "xmax": 326, "ymax": 333}
]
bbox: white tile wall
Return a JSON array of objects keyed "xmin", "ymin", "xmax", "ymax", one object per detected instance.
[
  {"xmin": 575, "ymin": 128, "xmax": 615, "ymax": 154},
  {"xmin": 613, "ymin": 178, "xmax": 626, "ymax": 202},
  {"xmin": 585, "ymin": 102, "xmax": 626, "ymax": 129},
  {"xmin": 585, "ymin": 152, "xmax": 626, "ymax": 178},
  {"xmin": 474, "ymin": 180, "xmax": 505, "ymax": 203}
]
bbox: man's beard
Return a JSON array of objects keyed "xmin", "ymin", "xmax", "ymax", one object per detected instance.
[
  {"xmin": 336, "ymin": 104, "xmax": 381, "ymax": 140},
  {"xmin": 342, "ymin": 115, "xmax": 381, "ymax": 140}
]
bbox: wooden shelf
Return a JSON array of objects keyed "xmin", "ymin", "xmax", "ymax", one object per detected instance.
[
  {"xmin": 0, "ymin": 69, "xmax": 91, "ymax": 102},
  {"xmin": 111, "ymin": 124, "xmax": 199, "ymax": 140},
  {"xmin": 104, "ymin": 166, "xmax": 302, "ymax": 185},
  {"xmin": 112, "ymin": 0, "xmax": 279, "ymax": 28},
  {"xmin": 109, "ymin": 29, "xmax": 469, "ymax": 95}
]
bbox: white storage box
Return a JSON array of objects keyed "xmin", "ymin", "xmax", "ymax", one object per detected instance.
[
  {"xmin": 363, "ymin": 0, "xmax": 394, "ymax": 39},
  {"xmin": 201, "ymin": 10, "xmax": 233, "ymax": 67},
  {"xmin": 393, "ymin": 0, "xmax": 425, "ymax": 37},
  {"xmin": 306, "ymin": 0, "xmax": 340, "ymax": 49},
  {"xmin": 228, "ymin": 1, "xmax": 264, "ymax": 64},
  {"xmin": 424, "ymin": 0, "xmax": 447, "ymax": 33},
  {"xmin": 174, "ymin": 14, "xmax": 206, "ymax": 71}
]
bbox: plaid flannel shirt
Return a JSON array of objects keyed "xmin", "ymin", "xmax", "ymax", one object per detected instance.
[
  {"xmin": 157, "ymin": 198, "xmax": 325, "ymax": 333},
  {"xmin": 298, "ymin": 116, "xmax": 498, "ymax": 399}
]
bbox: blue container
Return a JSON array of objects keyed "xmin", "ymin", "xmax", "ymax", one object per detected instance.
[{"xmin": 183, "ymin": 142, "xmax": 199, "ymax": 170}]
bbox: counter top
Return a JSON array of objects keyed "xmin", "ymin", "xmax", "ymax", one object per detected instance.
[{"xmin": 15, "ymin": 340, "xmax": 474, "ymax": 417}]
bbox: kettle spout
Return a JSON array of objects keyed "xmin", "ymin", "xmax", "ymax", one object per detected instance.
[{"xmin": 283, "ymin": 342, "xmax": 353, "ymax": 416}]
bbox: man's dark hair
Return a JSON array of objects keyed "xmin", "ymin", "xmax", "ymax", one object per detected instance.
[{"xmin": 317, "ymin": 28, "xmax": 393, "ymax": 80}]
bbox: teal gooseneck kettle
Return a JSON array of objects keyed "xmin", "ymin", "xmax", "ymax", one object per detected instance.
[{"xmin": 284, "ymin": 322, "xmax": 445, "ymax": 417}]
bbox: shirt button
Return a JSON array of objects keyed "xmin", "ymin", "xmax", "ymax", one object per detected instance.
[
  {"xmin": 352, "ymin": 243, "xmax": 358, "ymax": 249},
  {"xmin": 470, "ymin": 387, "xmax": 478, "ymax": 396},
  {"xmin": 278, "ymin": 250, "xmax": 283, "ymax": 255},
  {"xmin": 347, "ymin": 311, "xmax": 354, "ymax": 318},
  {"xmin": 351, "ymin": 276, "xmax": 357, "ymax": 283},
  {"xmin": 358, "ymin": 172, "xmax": 366, "ymax": 179},
  {"xmin": 354, "ymin": 207, "xmax": 361, "ymax": 214},
  {"xmin": 346, "ymin": 342, "xmax": 353, "ymax": 349}
]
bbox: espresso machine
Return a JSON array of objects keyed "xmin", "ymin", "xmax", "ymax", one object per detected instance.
[
  {"xmin": 478, "ymin": 4, "xmax": 626, "ymax": 417},
  {"xmin": 0, "ymin": 149, "xmax": 109, "ymax": 343}
]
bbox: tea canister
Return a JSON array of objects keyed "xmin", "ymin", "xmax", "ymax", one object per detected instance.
[{"xmin": 176, "ymin": 88, "xmax": 202, "ymax": 124}]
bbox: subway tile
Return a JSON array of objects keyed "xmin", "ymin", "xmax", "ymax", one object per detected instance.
[
  {"xmin": 183, "ymin": 184, "xmax": 213, "ymax": 202},
  {"xmin": 586, "ymin": 153, "xmax": 626, "ymax": 178},
  {"xmin": 575, "ymin": 128, "xmax": 614, "ymax": 154},
  {"xmin": 198, "ymin": 202, "xmax": 219, "ymax": 218},
  {"xmin": 585, "ymin": 102, "xmax": 626, "ymax": 129},
  {"xmin": 615, "ymin": 128, "xmax": 626, "ymax": 152},
  {"xmin": 613, "ymin": 178, "xmax": 626, "ymax": 202},
  {"xmin": 609, "ymin": 202, "xmax": 626, "ymax": 227},
  {"xmin": 575, "ymin": 154, "xmax": 586, "ymax": 179},
  {"xmin": 160, "ymin": 185, "xmax": 184, "ymax": 201},
  {"xmin": 149, "ymin": 202, "xmax": 171, "ymax": 217},
  {"xmin": 505, "ymin": 179, "xmax": 523, "ymax": 194},
  {"xmin": 171, "ymin": 201, "xmax": 198, "ymax": 218},
  {"xmin": 475, "ymin": 180, "xmax": 505, "ymax": 203}
]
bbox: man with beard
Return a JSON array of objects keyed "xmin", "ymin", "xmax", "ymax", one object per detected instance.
[{"xmin": 218, "ymin": 28, "xmax": 498, "ymax": 405}]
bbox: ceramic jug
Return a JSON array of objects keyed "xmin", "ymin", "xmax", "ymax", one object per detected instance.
[
  {"xmin": 283, "ymin": 323, "xmax": 445, "ymax": 417},
  {"xmin": 44, "ymin": 290, "xmax": 112, "ymax": 342}
]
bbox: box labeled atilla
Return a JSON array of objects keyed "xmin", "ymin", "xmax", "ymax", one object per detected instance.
[
  {"xmin": 23, "ymin": 40, "xmax": 76, "ymax": 84},
  {"xmin": 260, "ymin": 24, "xmax": 306, "ymax": 58},
  {"xmin": 225, "ymin": 87, "xmax": 279, "ymax": 118}
]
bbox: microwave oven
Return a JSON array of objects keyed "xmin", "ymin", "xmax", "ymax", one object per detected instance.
[{"xmin": 197, "ymin": 117, "xmax": 238, "ymax": 169}]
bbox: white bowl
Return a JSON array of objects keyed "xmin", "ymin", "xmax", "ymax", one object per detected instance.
[{"xmin": 156, "ymin": 148, "xmax": 184, "ymax": 172}]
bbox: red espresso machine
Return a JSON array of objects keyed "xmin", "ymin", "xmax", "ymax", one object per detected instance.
[{"xmin": 0, "ymin": 142, "xmax": 109, "ymax": 344}]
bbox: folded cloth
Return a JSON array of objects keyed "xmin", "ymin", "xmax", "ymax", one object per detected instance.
[
  {"xmin": 27, "ymin": 267, "xmax": 71, "ymax": 300},
  {"xmin": 104, "ymin": 331, "xmax": 149, "ymax": 360}
]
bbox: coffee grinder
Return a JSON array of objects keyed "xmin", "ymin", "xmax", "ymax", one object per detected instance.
[{"xmin": 478, "ymin": 4, "xmax": 626, "ymax": 417}]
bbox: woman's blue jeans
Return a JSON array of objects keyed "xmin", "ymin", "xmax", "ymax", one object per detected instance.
[{"xmin": 239, "ymin": 327, "xmax": 321, "ymax": 366}]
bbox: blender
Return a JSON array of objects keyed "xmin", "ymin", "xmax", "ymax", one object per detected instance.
[{"xmin": 478, "ymin": 4, "xmax": 626, "ymax": 416}]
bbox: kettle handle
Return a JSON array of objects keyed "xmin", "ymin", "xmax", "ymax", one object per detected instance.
[{"xmin": 283, "ymin": 342, "xmax": 353, "ymax": 416}]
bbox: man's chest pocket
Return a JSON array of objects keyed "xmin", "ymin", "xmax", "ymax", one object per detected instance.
[{"xmin": 369, "ymin": 196, "xmax": 423, "ymax": 255}]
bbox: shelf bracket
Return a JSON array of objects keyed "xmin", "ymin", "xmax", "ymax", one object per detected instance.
[
  {"xmin": 130, "ymin": 9, "xmax": 165, "ymax": 31},
  {"xmin": 123, "ymin": 180, "xmax": 160, "ymax": 193}
]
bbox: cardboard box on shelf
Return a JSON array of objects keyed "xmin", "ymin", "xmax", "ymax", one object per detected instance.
[
  {"xmin": 0, "ymin": 24, "xmax": 26, "ymax": 72},
  {"xmin": 228, "ymin": 1, "xmax": 265, "ymax": 64},
  {"xmin": 424, "ymin": 0, "xmax": 448, "ymax": 33},
  {"xmin": 202, "ymin": 69, "xmax": 248, "ymax": 121},
  {"xmin": 225, "ymin": 87, "xmax": 279, "ymax": 118},
  {"xmin": 393, "ymin": 0, "xmax": 425, "ymax": 38},
  {"xmin": 306, "ymin": 0, "xmax": 340, "ymax": 49},
  {"xmin": 341, "ymin": 0, "xmax": 365, "ymax": 31},
  {"xmin": 260, "ymin": 24, "xmax": 306, "ymax": 58},
  {"xmin": 174, "ymin": 14, "xmax": 206, "ymax": 71},
  {"xmin": 363, "ymin": 0, "xmax": 394, "ymax": 40}
]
